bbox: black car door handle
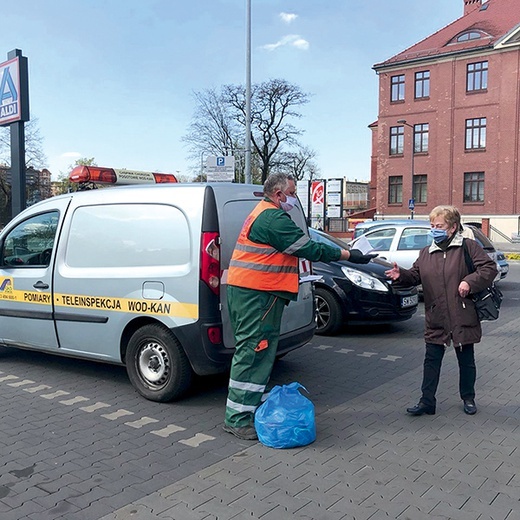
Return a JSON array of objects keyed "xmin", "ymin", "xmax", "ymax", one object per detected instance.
[{"xmin": 33, "ymin": 281, "xmax": 49, "ymax": 289}]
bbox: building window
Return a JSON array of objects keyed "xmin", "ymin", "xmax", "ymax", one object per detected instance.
[
  {"xmin": 457, "ymin": 31, "xmax": 481, "ymax": 42},
  {"xmin": 467, "ymin": 61, "xmax": 488, "ymax": 92},
  {"xmin": 464, "ymin": 172, "xmax": 484, "ymax": 202},
  {"xmin": 414, "ymin": 124, "xmax": 429, "ymax": 153},
  {"xmin": 415, "ymin": 71, "xmax": 430, "ymax": 99},
  {"xmin": 390, "ymin": 126, "xmax": 404, "ymax": 155},
  {"xmin": 413, "ymin": 174, "xmax": 427, "ymax": 203},
  {"xmin": 388, "ymin": 176, "xmax": 403, "ymax": 204},
  {"xmin": 391, "ymin": 75, "xmax": 405, "ymax": 102},
  {"xmin": 465, "ymin": 118, "xmax": 486, "ymax": 150}
]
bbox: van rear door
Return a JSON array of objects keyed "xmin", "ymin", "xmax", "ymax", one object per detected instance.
[{"xmin": 212, "ymin": 184, "xmax": 315, "ymax": 350}]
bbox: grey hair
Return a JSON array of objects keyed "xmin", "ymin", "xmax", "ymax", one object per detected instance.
[
  {"xmin": 264, "ymin": 172, "xmax": 289, "ymax": 196},
  {"xmin": 429, "ymin": 205, "xmax": 461, "ymax": 230}
]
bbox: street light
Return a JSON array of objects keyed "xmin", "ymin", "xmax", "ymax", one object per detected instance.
[
  {"xmin": 397, "ymin": 119, "xmax": 415, "ymax": 219},
  {"xmin": 244, "ymin": 0, "xmax": 252, "ymax": 184}
]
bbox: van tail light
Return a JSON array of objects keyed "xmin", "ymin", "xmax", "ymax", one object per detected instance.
[
  {"xmin": 207, "ymin": 326, "xmax": 222, "ymax": 344},
  {"xmin": 201, "ymin": 232, "xmax": 220, "ymax": 295}
]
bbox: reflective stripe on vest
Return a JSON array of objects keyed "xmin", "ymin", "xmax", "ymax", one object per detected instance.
[{"xmin": 227, "ymin": 200, "xmax": 300, "ymax": 293}]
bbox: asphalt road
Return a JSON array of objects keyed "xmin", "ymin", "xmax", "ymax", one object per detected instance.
[{"xmin": 0, "ymin": 263, "xmax": 517, "ymax": 519}]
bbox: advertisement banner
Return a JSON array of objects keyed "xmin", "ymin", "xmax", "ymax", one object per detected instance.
[{"xmin": 311, "ymin": 180, "xmax": 325, "ymax": 218}]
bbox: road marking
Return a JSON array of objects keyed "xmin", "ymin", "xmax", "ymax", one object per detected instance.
[
  {"xmin": 151, "ymin": 424, "xmax": 186, "ymax": 438},
  {"xmin": 101, "ymin": 409, "xmax": 134, "ymax": 420},
  {"xmin": 0, "ymin": 375, "xmax": 18, "ymax": 382},
  {"xmin": 125, "ymin": 417, "xmax": 159, "ymax": 428},
  {"xmin": 24, "ymin": 384, "xmax": 51, "ymax": 393},
  {"xmin": 80, "ymin": 402, "xmax": 112, "ymax": 413},
  {"xmin": 313, "ymin": 345, "xmax": 405, "ymax": 363},
  {"xmin": 0, "ymin": 372, "xmax": 223, "ymax": 448},
  {"xmin": 41, "ymin": 390, "xmax": 70, "ymax": 399},
  {"xmin": 381, "ymin": 355, "xmax": 402, "ymax": 362},
  {"xmin": 336, "ymin": 348, "xmax": 354, "ymax": 354},
  {"xmin": 179, "ymin": 433, "xmax": 215, "ymax": 447},
  {"xmin": 60, "ymin": 396, "xmax": 90, "ymax": 405},
  {"xmin": 8, "ymin": 379, "xmax": 35, "ymax": 387}
]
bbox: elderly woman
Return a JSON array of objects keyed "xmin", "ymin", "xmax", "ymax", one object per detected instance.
[{"xmin": 385, "ymin": 206, "xmax": 498, "ymax": 416}]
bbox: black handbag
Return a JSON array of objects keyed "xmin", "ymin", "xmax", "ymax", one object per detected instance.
[{"xmin": 462, "ymin": 239, "xmax": 503, "ymax": 321}]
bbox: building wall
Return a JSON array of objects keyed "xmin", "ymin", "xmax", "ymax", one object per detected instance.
[{"xmin": 373, "ymin": 46, "xmax": 520, "ymax": 220}]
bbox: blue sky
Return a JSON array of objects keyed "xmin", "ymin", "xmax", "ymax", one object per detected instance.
[{"xmin": 2, "ymin": 0, "xmax": 461, "ymax": 181}]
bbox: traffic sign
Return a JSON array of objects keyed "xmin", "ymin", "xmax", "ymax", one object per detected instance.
[
  {"xmin": 206, "ymin": 155, "xmax": 235, "ymax": 182},
  {"xmin": 408, "ymin": 198, "xmax": 415, "ymax": 210}
]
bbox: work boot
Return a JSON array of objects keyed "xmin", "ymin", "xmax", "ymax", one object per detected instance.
[{"xmin": 223, "ymin": 423, "xmax": 258, "ymax": 440}]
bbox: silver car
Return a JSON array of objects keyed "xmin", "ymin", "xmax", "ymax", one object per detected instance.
[{"xmin": 350, "ymin": 221, "xmax": 500, "ymax": 280}]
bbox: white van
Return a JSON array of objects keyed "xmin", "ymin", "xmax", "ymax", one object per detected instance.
[{"xmin": 0, "ymin": 183, "xmax": 315, "ymax": 401}]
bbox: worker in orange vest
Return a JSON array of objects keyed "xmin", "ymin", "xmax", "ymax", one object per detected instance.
[{"xmin": 223, "ymin": 173, "xmax": 377, "ymax": 440}]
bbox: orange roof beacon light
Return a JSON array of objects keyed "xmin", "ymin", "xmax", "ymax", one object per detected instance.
[{"xmin": 69, "ymin": 165, "xmax": 178, "ymax": 189}]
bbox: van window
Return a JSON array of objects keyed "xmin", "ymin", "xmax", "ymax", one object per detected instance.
[
  {"xmin": 66, "ymin": 204, "xmax": 190, "ymax": 268},
  {"xmin": 2, "ymin": 212, "xmax": 59, "ymax": 267}
]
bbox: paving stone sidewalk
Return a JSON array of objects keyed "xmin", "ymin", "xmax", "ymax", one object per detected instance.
[{"xmin": 100, "ymin": 285, "xmax": 520, "ymax": 519}]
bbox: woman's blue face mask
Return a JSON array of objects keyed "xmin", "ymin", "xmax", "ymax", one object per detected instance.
[{"xmin": 429, "ymin": 228, "xmax": 449, "ymax": 243}]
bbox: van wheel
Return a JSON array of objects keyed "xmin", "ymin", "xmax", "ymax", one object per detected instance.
[
  {"xmin": 315, "ymin": 287, "xmax": 342, "ymax": 336},
  {"xmin": 126, "ymin": 324, "xmax": 192, "ymax": 402}
]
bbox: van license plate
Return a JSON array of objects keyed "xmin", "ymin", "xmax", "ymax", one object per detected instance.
[{"xmin": 401, "ymin": 295, "xmax": 418, "ymax": 308}]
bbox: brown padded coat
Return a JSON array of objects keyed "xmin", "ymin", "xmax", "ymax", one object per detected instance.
[{"xmin": 397, "ymin": 234, "xmax": 498, "ymax": 346}]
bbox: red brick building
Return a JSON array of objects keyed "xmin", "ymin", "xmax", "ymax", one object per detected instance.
[{"xmin": 371, "ymin": 0, "xmax": 520, "ymax": 239}]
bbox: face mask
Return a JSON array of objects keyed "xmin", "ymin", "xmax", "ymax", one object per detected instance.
[
  {"xmin": 429, "ymin": 228, "xmax": 448, "ymax": 244},
  {"xmin": 280, "ymin": 195, "xmax": 297, "ymax": 212}
]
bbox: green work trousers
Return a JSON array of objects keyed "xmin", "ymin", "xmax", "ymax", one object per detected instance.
[{"xmin": 225, "ymin": 285, "xmax": 286, "ymax": 428}]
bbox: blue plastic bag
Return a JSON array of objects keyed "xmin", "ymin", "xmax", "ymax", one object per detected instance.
[{"xmin": 254, "ymin": 382, "xmax": 316, "ymax": 449}]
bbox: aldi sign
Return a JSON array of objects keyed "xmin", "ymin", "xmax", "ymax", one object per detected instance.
[{"xmin": 0, "ymin": 56, "xmax": 28, "ymax": 126}]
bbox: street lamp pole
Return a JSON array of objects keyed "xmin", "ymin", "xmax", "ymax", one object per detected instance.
[
  {"xmin": 397, "ymin": 119, "xmax": 415, "ymax": 219},
  {"xmin": 244, "ymin": 0, "xmax": 252, "ymax": 184}
]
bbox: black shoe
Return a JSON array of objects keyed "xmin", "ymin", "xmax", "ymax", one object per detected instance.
[
  {"xmin": 223, "ymin": 423, "xmax": 258, "ymax": 440},
  {"xmin": 463, "ymin": 399, "xmax": 477, "ymax": 415},
  {"xmin": 406, "ymin": 402, "xmax": 435, "ymax": 416}
]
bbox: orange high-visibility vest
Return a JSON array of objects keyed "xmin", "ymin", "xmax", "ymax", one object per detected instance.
[{"xmin": 228, "ymin": 200, "xmax": 299, "ymax": 294}]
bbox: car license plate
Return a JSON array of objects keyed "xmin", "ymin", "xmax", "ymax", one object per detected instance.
[{"xmin": 401, "ymin": 294, "xmax": 418, "ymax": 308}]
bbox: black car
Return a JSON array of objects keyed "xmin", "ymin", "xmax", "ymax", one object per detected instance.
[{"xmin": 309, "ymin": 228, "xmax": 419, "ymax": 335}]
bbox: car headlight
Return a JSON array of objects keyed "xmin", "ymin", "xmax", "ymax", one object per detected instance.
[{"xmin": 341, "ymin": 266, "xmax": 389, "ymax": 293}]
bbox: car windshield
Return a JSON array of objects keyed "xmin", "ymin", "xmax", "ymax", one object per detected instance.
[
  {"xmin": 363, "ymin": 228, "xmax": 396, "ymax": 251},
  {"xmin": 396, "ymin": 228, "xmax": 432, "ymax": 251}
]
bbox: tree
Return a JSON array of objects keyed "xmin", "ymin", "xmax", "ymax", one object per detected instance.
[
  {"xmin": 0, "ymin": 117, "xmax": 47, "ymax": 169},
  {"xmin": 55, "ymin": 157, "xmax": 97, "ymax": 194},
  {"xmin": 182, "ymin": 88, "xmax": 244, "ymax": 181},
  {"xmin": 184, "ymin": 79, "xmax": 310, "ymax": 184},
  {"xmin": 275, "ymin": 145, "xmax": 319, "ymax": 181},
  {"xmin": 0, "ymin": 117, "xmax": 48, "ymax": 224},
  {"xmin": 225, "ymin": 79, "xmax": 309, "ymax": 183}
]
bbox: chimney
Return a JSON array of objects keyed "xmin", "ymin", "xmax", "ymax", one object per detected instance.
[{"xmin": 464, "ymin": 0, "xmax": 482, "ymax": 15}]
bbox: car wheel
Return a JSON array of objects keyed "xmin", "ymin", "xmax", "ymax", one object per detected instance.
[
  {"xmin": 315, "ymin": 287, "xmax": 343, "ymax": 336},
  {"xmin": 126, "ymin": 324, "xmax": 192, "ymax": 402}
]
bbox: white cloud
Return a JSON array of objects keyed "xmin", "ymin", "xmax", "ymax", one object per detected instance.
[
  {"xmin": 292, "ymin": 38, "xmax": 310, "ymax": 51},
  {"xmin": 280, "ymin": 12, "xmax": 298, "ymax": 24},
  {"xmin": 262, "ymin": 34, "xmax": 309, "ymax": 52}
]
